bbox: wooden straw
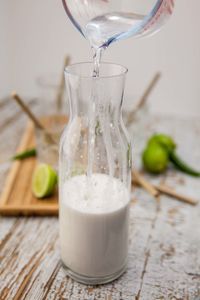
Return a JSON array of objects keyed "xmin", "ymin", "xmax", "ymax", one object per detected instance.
[
  {"xmin": 11, "ymin": 92, "xmax": 44, "ymax": 129},
  {"xmin": 127, "ymin": 72, "xmax": 161, "ymax": 126},
  {"xmin": 154, "ymin": 184, "xmax": 198, "ymax": 206},
  {"xmin": 132, "ymin": 170, "xmax": 198, "ymax": 206},
  {"xmin": 0, "ymin": 204, "xmax": 58, "ymax": 216},
  {"xmin": 132, "ymin": 170, "xmax": 159, "ymax": 198},
  {"xmin": 56, "ymin": 55, "xmax": 71, "ymax": 112},
  {"xmin": 11, "ymin": 92, "xmax": 56, "ymax": 144}
]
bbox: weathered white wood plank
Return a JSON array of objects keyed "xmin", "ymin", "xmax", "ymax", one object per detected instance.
[
  {"xmin": 0, "ymin": 218, "xmax": 59, "ymax": 300},
  {"xmin": 139, "ymin": 195, "xmax": 200, "ymax": 299}
]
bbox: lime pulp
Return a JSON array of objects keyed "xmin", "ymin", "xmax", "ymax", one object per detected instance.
[{"xmin": 32, "ymin": 164, "xmax": 57, "ymax": 198}]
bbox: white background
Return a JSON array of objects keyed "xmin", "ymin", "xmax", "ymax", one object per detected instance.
[{"xmin": 1, "ymin": 0, "xmax": 200, "ymax": 117}]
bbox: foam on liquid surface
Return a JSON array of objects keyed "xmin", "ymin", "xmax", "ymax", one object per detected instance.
[{"xmin": 62, "ymin": 173, "xmax": 129, "ymax": 214}]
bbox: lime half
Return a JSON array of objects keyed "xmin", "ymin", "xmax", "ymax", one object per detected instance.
[{"xmin": 32, "ymin": 164, "xmax": 58, "ymax": 198}]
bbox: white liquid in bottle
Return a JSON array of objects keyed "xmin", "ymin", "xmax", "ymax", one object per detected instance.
[{"xmin": 60, "ymin": 174, "xmax": 130, "ymax": 277}]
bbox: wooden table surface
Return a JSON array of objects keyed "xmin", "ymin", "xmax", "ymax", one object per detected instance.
[{"xmin": 0, "ymin": 97, "xmax": 200, "ymax": 300}]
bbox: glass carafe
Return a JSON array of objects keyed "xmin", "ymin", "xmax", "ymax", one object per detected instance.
[{"xmin": 59, "ymin": 62, "xmax": 132, "ymax": 284}]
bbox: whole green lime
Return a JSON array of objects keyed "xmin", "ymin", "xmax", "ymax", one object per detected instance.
[
  {"xmin": 142, "ymin": 143, "xmax": 169, "ymax": 174},
  {"xmin": 148, "ymin": 134, "xmax": 176, "ymax": 153}
]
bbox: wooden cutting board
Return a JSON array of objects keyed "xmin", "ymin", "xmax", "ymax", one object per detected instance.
[{"xmin": 0, "ymin": 116, "xmax": 67, "ymax": 216}]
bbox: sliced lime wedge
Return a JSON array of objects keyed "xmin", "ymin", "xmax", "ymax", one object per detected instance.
[{"xmin": 32, "ymin": 164, "xmax": 58, "ymax": 198}]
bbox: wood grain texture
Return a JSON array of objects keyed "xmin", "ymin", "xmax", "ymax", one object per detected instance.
[
  {"xmin": 0, "ymin": 120, "xmax": 58, "ymax": 216},
  {"xmin": 0, "ymin": 101, "xmax": 200, "ymax": 300}
]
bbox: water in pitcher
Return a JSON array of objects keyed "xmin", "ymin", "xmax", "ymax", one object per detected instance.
[
  {"xmin": 63, "ymin": 0, "xmax": 174, "ymax": 58},
  {"xmin": 90, "ymin": 13, "xmax": 144, "ymax": 76}
]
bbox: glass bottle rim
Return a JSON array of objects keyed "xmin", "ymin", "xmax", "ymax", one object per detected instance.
[{"xmin": 64, "ymin": 62, "xmax": 128, "ymax": 79}]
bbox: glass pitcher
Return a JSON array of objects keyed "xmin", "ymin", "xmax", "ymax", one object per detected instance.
[
  {"xmin": 62, "ymin": 0, "xmax": 175, "ymax": 49},
  {"xmin": 59, "ymin": 62, "xmax": 132, "ymax": 284}
]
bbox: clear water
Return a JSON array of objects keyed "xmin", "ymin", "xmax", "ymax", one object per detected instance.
[
  {"xmin": 86, "ymin": 12, "xmax": 145, "ymax": 50},
  {"xmin": 90, "ymin": 13, "xmax": 145, "ymax": 75},
  {"xmin": 93, "ymin": 47, "xmax": 103, "ymax": 77}
]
